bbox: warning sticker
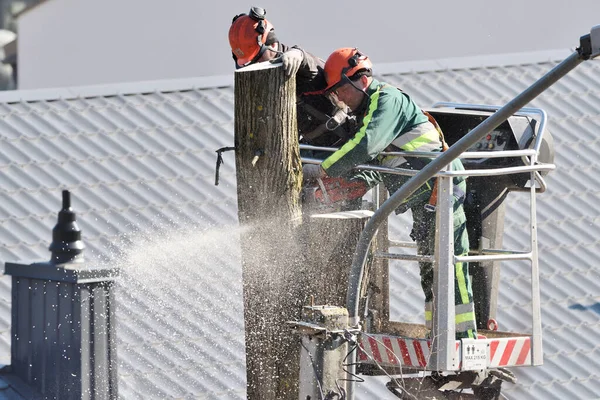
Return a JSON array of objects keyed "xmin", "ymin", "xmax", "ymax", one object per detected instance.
[{"xmin": 461, "ymin": 339, "xmax": 489, "ymax": 370}]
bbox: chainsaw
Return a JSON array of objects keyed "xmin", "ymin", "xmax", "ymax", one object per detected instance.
[{"xmin": 302, "ymin": 176, "xmax": 369, "ymax": 211}]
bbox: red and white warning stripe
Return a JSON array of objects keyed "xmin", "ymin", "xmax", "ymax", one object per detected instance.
[
  {"xmin": 358, "ymin": 334, "xmax": 439, "ymax": 368},
  {"xmin": 488, "ymin": 337, "xmax": 531, "ymax": 367},
  {"xmin": 358, "ymin": 333, "xmax": 532, "ymax": 370}
]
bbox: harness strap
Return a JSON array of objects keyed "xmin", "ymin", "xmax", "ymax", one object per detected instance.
[
  {"xmin": 297, "ymin": 97, "xmax": 352, "ymax": 143},
  {"xmin": 420, "ymin": 111, "xmax": 451, "ymax": 211},
  {"xmin": 423, "ymin": 110, "xmax": 449, "ymax": 151}
]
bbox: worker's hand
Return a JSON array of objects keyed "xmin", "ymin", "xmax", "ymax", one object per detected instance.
[
  {"xmin": 303, "ymin": 164, "xmax": 325, "ymax": 182},
  {"xmin": 282, "ymin": 48, "xmax": 304, "ymax": 76}
]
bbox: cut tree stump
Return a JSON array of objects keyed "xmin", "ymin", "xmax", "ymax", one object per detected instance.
[{"xmin": 234, "ymin": 61, "xmax": 303, "ymax": 400}]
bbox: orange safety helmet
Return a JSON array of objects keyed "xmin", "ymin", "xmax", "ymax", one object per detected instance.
[
  {"xmin": 324, "ymin": 48, "xmax": 373, "ymax": 91},
  {"xmin": 229, "ymin": 7, "xmax": 276, "ymax": 68}
]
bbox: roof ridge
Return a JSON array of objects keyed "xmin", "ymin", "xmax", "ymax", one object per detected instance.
[
  {"xmin": 374, "ymin": 48, "xmax": 573, "ymax": 75},
  {"xmin": 0, "ymin": 75, "xmax": 234, "ymax": 104},
  {"xmin": 0, "ymin": 49, "xmax": 574, "ymax": 104}
]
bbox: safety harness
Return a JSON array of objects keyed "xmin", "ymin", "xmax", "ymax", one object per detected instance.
[
  {"xmin": 422, "ymin": 110, "xmax": 450, "ymax": 212},
  {"xmin": 297, "ymin": 94, "xmax": 355, "ymax": 146},
  {"xmin": 382, "ymin": 110, "xmax": 452, "ymax": 212},
  {"xmin": 383, "ymin": 81, "xmax": 457, "ymax": 212}
]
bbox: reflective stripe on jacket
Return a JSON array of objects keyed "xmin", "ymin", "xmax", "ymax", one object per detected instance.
[
  {"xmin": 321, "ymin": 79, "xmax": 430, "ymax": 177},
  {"xmin": 380, "ymin": 121, "xmax": 441, "ymax": 168}
]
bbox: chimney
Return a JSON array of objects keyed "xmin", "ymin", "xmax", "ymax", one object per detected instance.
[{"xmin": 4, "ymin": 190, "xmax": 119, "ymax": 399}]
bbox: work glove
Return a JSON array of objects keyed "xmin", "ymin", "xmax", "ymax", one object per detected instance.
[
  {"xmin": 282, "ymin": 48, "xmax": 304, "ymax": 76},
  {"xmin": 303, "ymin": 164, "xmax": 325, "ymax": 182}
]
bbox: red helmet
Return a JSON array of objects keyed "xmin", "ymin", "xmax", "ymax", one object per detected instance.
[
  {"xmin": 324, "ymin": 48, "xmax": 372, "ymax": 91},
  {"xmin": 229, "ymin": 7, "xmax": 275, "ymax": 68}
]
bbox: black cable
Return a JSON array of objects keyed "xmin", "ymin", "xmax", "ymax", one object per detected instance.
[
  {"xmin": 351, "ymin": 333, "xmax": 420, "ymax": 400},
  {"xmin": 300, "ymin": 340, "xmax": 327, "ymax": 400},
  {"xmin": 340, "ymin": 343, "xmax": 365, "ymax": 385},
  {"xmin": 214, "ymin": 146, "xmax": 236, "ymax": 186}
]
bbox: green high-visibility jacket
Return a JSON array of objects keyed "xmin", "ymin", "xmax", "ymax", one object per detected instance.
[
  {"xmin": 321, "ymin": 78, "xmax": 430, "ymax": 177},
  {"xmin": 322, "ymin": 78, "xmax": 466, "ymax": 212},
  {"xmin": 320, "ymin": 78, "xmax": 475, "ymax": 338}
]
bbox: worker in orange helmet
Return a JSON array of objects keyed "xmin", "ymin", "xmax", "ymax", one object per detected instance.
[
  {"xmin": 304, "ymin": 47, "xmax": 477, "ymax": 340},
  {"xmin": 229, "ymin": 7, "xmax": 298, "ymax": 74},
  {"xmin": 229, "ymin": 8, "xmax": 380, "ymax": 210},
  {"xmin": 228, "ymin": 6, "xmax": 355, "ymax": 147}
]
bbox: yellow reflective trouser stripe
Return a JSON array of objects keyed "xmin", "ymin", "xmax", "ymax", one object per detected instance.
[
  {"xmin": 454, "ymin": 303, "xmax": 474, "ymax": 324},
  {"xmin": 425, "ymin": 313, "xmax": 475, "ymax": 332},
  {"xmin": 456, "ymin": 311, "xmax": 476, "ymax": 325},
  {"xmin": 400, "ymin": 129, "xmax": 441, "ymax": 152},
  {"xmin": 456, "ymin": 316, "xmax": 476, "ymax": 328},
  {"xmin": 425, "ymin": 305, "xmax": 474, "ymax": 321},
  {"xmin": 458, "ymin": 326, "xmax": 476, "ymax": 339},
  {"xmin": 322, "ymin": 89, "xmax": 381, "ymax": 170},
  {"xmin": 455, "ymin": 261, "xmax": 470, "ymax": 305},
  {"xmin": 456, "ymin": 303, "xmax": 476, "ymax": 335},
  {"xmin": 425, "ymin": 300, "xmax": 476, "ymax": 332}
]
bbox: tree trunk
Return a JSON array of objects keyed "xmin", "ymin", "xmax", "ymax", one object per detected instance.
[
  {"xmin": 305, "ymin": 210, "xmax": 373, "ymax": 308},
  {"xmin": 234, "ymin": 62, "xmax": 303, "ymax": 400}
]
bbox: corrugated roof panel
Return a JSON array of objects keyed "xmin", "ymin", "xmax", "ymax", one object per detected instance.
[
  {"xmin": 2, "ymin": 165, "xmax": 53, "ymax": 192},
  {"xmin": 0, "ymin": 242, "xmax": 46, "ymax": 263},
  {"xmin": 77, "ymin": 184, "xmax": 129, "ymax": 213},
  {"xmin": 81, "ymin": 158, "xmax": 126, "ymax": 183},
  {"xmin": 2, "ymin": 218, "xmax": 42, "ymax": 246},
  {"xmin": 71, "ymin": 132, "xmax": 120, "ymax": 159},
  {"xmin": 526, "ymin": 379, "xmax": 600, "ymax": 400},
  {"xmin": 2, "ymin": 114, "xmax": 43, "ymax": 140},
  {"xmin": 138, "ymin": 154, "xmax": 182, "ymax": 180},
  {"xmin": 35, "ymin": 135, "xmax": 81, "ymax": 161},
  {"xmin": 142, "ymin": 127, "xmax": 189, "ymax": 154},
  {"xmin": 0, "ymin": 54, "xmax": 596, "ymax": 399},
  {"xmin": 75, "ymin": 212, "xmax": 121, "ymax": 241},
  {"xmin": 99, "ymin": 106, "xmax": 146, "ymax": 132},
  {"xmin": 572, "ymin": 63, "xmax": 600, "ymax": 89},
  {"xmin": 17, "ymin": 163, "xmax": 64, "ymax": 190},
  {"xmin": 9, "ymin": 139, "xmax": 55, "ymax": 165},
  {"xmin": 118, "ymin": 103, "xmax": 173, "ymax": 131},
  {"xmin": 0, "ymin": 195, "xmax": 34, "ymax": 221},
  {"xmin": 44, "ymin": 159, "xmax": 94, "ymax": 188},
  {"xmin": 0, "ymin": 140, "xmax": 34, "ymax": 166}
]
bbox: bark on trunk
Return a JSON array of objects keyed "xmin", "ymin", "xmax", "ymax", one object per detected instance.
[
  {"xmin": 234, "ymin": 62, "xmax": 303, "ymax": 400},
  {"xmin": 305, "ymin": 210, "xmax": 373, "ymax": 308}
]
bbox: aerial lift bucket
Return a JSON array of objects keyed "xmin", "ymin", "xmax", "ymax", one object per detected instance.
[{"xmin": 327, "ymin": 25, "xmax": 600, "ymax": 400}]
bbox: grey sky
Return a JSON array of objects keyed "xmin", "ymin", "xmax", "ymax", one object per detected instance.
[
  {"xmin": 16, "ymin": 0, "xmax": 600, "ymax": 88},
  {"xmin": 222, "ymin": 0, "xmax": 600, "ymax": 66}
]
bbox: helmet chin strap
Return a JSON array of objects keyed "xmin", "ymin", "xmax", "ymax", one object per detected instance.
[
  {"xmin": 235, "ymin": 43, "xmax": 282, "ymax": 69},
  {"xmin": 266, "ymin": 42, "xmax": 283, "ymax": 57},
  {"xmin": 345, "ymin": 75, "xmax": 369, "ymax": 110}
]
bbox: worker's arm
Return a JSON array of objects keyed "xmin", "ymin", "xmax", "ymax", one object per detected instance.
[
  {"xmin": 280, "ymin": 45, "xmax": 321, "ymax": 79},
  {"xmin": 322, "ymin": 89, "xmax": 405, "ymax": 177},
  {"xmin": 291, "ymin": 46, "xmax": 320, "ymax": 80},
  {"xmin": 302, "ymin": 163, "xmax": 325, "ymax": 181}
]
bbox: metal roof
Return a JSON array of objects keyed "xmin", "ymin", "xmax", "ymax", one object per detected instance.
[{"xmin": 0, "ymin": 49, "xmax": 599, "ymax": 399}]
